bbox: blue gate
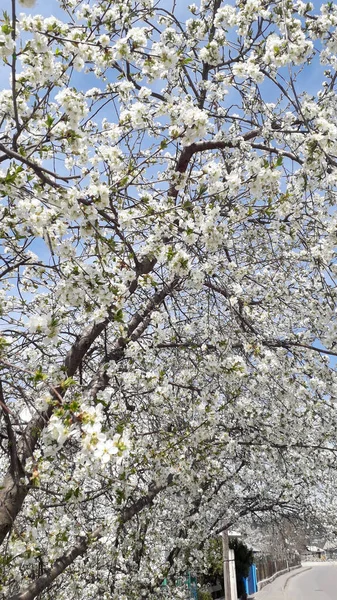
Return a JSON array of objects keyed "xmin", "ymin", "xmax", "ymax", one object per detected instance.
[{"xmin": 243, "ymin": 564, "xmax": 258, "ymax": 595}]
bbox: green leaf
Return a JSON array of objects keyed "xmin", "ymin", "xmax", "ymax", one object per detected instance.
[
  {"xmin": 167, "ymin": 246, "xmax": 175, "ymax": 261},
  {"xmin": 116, "ymin": 489, "xmax": 125, "ymax": 505},
  {"xmin": 60, "ymin": 377, "xmax": 76, "ymax": 390},
  {"xmin": 1, "ymin": 24, "xmax": 12, "ymax": 35},
  {"xmin": 64, "ymin": 489, "xmax": 73, "ymax": 501},
  {"xmin": 0, "ymin": 165, "xmax": 24, "ymax": 186},
  {"xmin": 114, "ymin": 309, "xmax": 124, "ymax": 323},
  {"xmin": 46, "ymin": 115, "xmax": 54, "ymax": 128},
  {"xmin": 32, "ymin": 367, "xmax": 48, "ymax": 384},
  {"xmin": 0, "ymin": 336, "xmax": 9, "ymax": 354}
]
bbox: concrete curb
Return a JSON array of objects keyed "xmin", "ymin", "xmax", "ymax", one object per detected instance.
[
  {"xmin": 258, "ymin": 563, "xmax": 302, "ymax": 590},
  {"xmin": 248, "ymin": 565, "xmax": 312, "ymax": 599},
  {"xmin": 283, "ymin": 566, "xmax": 312, "ymax": 589}
]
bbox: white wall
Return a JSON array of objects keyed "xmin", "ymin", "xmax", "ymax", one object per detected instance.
[{"xmin": 229, "ymin": 549, "xmax": 238, "ymax": 599}]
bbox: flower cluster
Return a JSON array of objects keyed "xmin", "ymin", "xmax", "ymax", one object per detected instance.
[{"xmin": 1, "ymin": 1, "xmax": 337, "ymax": 599}]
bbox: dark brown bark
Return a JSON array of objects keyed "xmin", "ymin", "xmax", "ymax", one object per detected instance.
[
  {"xmin": 0, "ymin": 271, "xmax": 178, "ymax": 548},
  {"xmin": 8, "ymin": 478, "xmax": 173, "ymax": 600},
  {"xmin": 8, "ymin": 529, "xmax": 102, "ymax": 600}
]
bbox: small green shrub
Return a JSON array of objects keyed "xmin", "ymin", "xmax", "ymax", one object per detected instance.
[{"xmin": 198, "ymin": 590, "xmax": 213, "ymax": 600}]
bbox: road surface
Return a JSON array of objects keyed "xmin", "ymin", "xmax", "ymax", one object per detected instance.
[{"xmin": 286, "ymin": 565, "xmax": 337, "ymax": 599}]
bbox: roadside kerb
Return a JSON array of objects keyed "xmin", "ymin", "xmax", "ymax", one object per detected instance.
[
  {"xmin": 257, "ymin": 563, "xmax": 302, "ymax": 591},
  {"xmin": 247, "ymin": 565, "xmax": 312, "ymax": 600}
]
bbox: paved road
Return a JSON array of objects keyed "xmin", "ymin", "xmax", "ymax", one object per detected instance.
[{"xmin": 286, "ymin": 565, "xmax": 337, "ymax": 599}]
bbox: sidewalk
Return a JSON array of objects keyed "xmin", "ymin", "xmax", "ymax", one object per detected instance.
[{"xmin": 247, "ymin": 565, "xmax": 312, "ymax": 600}]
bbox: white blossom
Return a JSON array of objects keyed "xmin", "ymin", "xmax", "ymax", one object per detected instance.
[
  {"xmin": 19, "ymin": 0, "xmax": 37, "ymax": 7},
  {"xmin": 1, "ymin": 2, "xmax": 337, "ymax": 598}
]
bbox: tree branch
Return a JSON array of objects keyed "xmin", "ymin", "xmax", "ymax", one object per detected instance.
[
  {"xmin": 0, "ymin": 381, "xmax": 23, "ymax": 482},
  {"xmin": 0, "ymin": 143, "xmax": 80, "ymax": 187},
  {"xmin": 8, "ymin": 477, "xmax": 173, "ymax": 600},
  {"xmin": 8, "ymin": 529, "xmax": 102, "ymax": 600}
]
